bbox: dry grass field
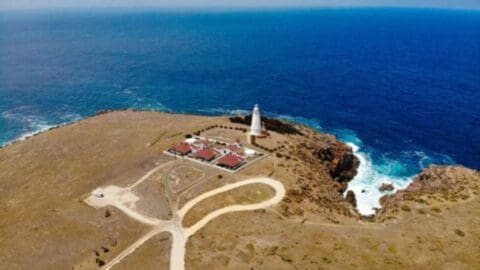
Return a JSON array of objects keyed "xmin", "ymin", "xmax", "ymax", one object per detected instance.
[{"xmin": 0, "ymin": 111, "xmax": 478, "ymax": 269}]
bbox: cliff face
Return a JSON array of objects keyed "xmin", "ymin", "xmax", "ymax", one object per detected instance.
[
  {"xmin": 228, "ymin": 116, "xmax": 360, "ymax": 194},
  {"xmin": 315, "ymin": 140, "xmax": 360, "ymax": 192},
  {"xmin": 276, "ymin": 125, "xmax": 361, "ymax": 218},
  {"xmin": 286, "ymin": 125, "xmax": 360, "ymax": 194}
]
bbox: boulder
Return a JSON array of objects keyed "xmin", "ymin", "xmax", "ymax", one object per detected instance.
[{"xmin": 379, "ymin": 183, "xmax": 394, "ymax": 192}]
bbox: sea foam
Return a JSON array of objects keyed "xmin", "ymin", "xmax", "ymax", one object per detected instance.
[
  {"xmin": 266, "ymin": 112, "xmax": 418, "ymax": 215},
  {"xmin": 1, "ymin": 109, "xmax": 82, "ymax": 147},
  {"xmin": 255, "ymin": 111, "xmax": 418, "ymax": 215},
  {"xmin": 345, "ymin": 142, "xmax": 412, "ymax": 215}
]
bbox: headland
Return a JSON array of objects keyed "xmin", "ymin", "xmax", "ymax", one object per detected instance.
[{"xmin": 0, "ymin": 110, "xmax": 478, "ymax": 269}]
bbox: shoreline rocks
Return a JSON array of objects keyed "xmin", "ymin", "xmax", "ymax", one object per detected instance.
[
  {"xmin": 375, "ymin": 165, "xmax": 479, "ymax": 221},
  {"xmin": 379, "ymin": 183, "xmax": 394, "ymax": 192}
]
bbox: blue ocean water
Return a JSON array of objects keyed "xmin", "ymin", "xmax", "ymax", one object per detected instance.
[{"xmin": 1, "ymin": 8, "xmax": 479, "ymax": 213}]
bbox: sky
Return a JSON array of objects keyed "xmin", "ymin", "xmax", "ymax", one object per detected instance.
[{"xmin": 1, "ymin": 0, "xmax": 479, "ymax": 11}]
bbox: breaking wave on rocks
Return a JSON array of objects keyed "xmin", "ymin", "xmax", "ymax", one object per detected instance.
[
  {"xmin": 344, "ymin": 142, "xmax": 412, "ymax": 215},
  {"xmin": 275, "ymin": 114, "xmax": 414, "ymax": 215},
  {"xmin": 336, "ymin": 131, "xmax": 454, "ymax": 216},
  {"xmin": 264, "ymin": 112, "xmax": 455, "ymax": 216},
  {"xmin": 0, "ymin": 108, "xmax": 82, "ymax": 147}
]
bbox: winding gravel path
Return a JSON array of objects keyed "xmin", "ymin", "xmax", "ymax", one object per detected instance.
[{"xmin": 85, "ymin": 176, "xmax": 285, "ymax": 270}]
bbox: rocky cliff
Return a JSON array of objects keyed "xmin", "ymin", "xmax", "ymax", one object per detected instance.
[
  {"xmin": 229, "ymin": 116, "xmax": 360, "ymax": 194},
  {"xmin": 313, "ymin": 138, "xmax": 360, "ymax": 193},
  {"xmin": 273, "ymin": 123, "xmax": 361, "ymax": 220}
]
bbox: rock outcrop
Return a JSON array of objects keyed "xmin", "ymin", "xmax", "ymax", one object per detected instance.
[
  {"xmin": 379, "ymin": 183, "xmax": 394, "ymax": 192},
  {"xmin": 313, "ymin": 139, "xmax": 360, "ymax": 193},
  {"xmin": 269, "ymin": 124, "xmax": 361, "ymax": 219},
  {"xmin": 376, "ymin": 165, "xmax": 480, "ymax": 221},
  {"xmin": 229, "ymin": 115, "xmax": 360, "ymax": 191},
  {"xmin": 345, "ymin": 190, "xmax": 357, "ymax": 207}
]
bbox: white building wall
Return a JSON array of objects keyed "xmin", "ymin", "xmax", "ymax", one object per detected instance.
[{"xmin": 250, "ymin": 104, "xmax": 262, "ymax": 136}]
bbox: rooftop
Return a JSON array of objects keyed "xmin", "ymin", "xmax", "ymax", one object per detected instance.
[
  {"xmin": 173, "ymin": 142, "xmax": 192, "ymax": 155},
  {"xmin": 217, "ymin": 154, "xmax": 243, "ymax": 169},
  {"xmin": 194, "ymin": 148, "xmax": 217, "ymax": 161}
]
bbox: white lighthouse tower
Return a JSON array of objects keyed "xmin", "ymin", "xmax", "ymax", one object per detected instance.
[{"xmin": 250, "ymin": 104, "xmax": 263, "ymax": 136}]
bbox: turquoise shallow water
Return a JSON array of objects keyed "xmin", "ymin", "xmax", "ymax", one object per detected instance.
[{"xmin": 1, "ymin": 8, "xmax": 479, "ymax": 214}]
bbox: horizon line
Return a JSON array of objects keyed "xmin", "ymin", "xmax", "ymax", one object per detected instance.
[{"xmin": 1, "ymin": 5, "xmax": 480, "ymax": 12}]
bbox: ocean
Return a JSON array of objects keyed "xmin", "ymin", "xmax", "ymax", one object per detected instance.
[{"xmin": 1, "ymin": 8, "xmax": 479, "ymax": 214}]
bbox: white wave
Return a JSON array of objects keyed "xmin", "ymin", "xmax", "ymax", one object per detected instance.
[
  {"xmin": 346, "ymin": 142, "xmax": 413, "ymax": 216},
  {"xmin": 197, "ymin": 107, "xmax": 250, "ymax": 115},
  {"xmin": 119, "ymin": 86, "xmax": 170, "ymax": 112},
  {"xmin": 399, "ymin": 150, "xmax": 455, "ymax": 170},
  {"xmin": 123, "ymin": 88, "xmax": 134, "ymax": 95},
  {"xmin": 1, "ymin": 109, "xmax": 83, "ymax": 147},
  {"xmin": 134, "ymin": 102, "xmax": 170, "ymax": 111},
  {"xmin": 60, "ymin": 113, "xmax": 82, "ymax": 121},
  {"xmin": 246, "ymin": 110, "xmax": 416, "ymax": 216},
  {"xmin": 2, "ymin": 107, "xmax": 46, "ymax": 130},
  {"xmin": 5, "ymin": 123, "xmax": 57, "ymax": 146}
]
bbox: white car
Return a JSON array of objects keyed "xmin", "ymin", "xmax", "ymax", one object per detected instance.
[{"xmin": 92, "ymin": 189, "xmax": 104, "ymax": 198}]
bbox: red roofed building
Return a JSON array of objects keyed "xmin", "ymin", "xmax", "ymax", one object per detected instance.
[
  {"xmin": 194, "ymin": 148, "xmax": 217, "ymax": 161},
  {"xmin": 171, "ymin": 143, "xmax": 191, "ymax": 156},
  {"xmin": 217, "ymin": 154, "xmax": 243, "ymax": 170}
]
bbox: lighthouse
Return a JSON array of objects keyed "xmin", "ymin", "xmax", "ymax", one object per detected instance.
[{"xmin": 250, "ymin": 104, "xmax": 263, "ymax": 136}]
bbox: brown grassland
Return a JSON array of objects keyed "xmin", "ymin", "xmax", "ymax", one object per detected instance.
[{"xmin": 0, "ymin": 111, "xmax": 478, "ymax": 269}]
